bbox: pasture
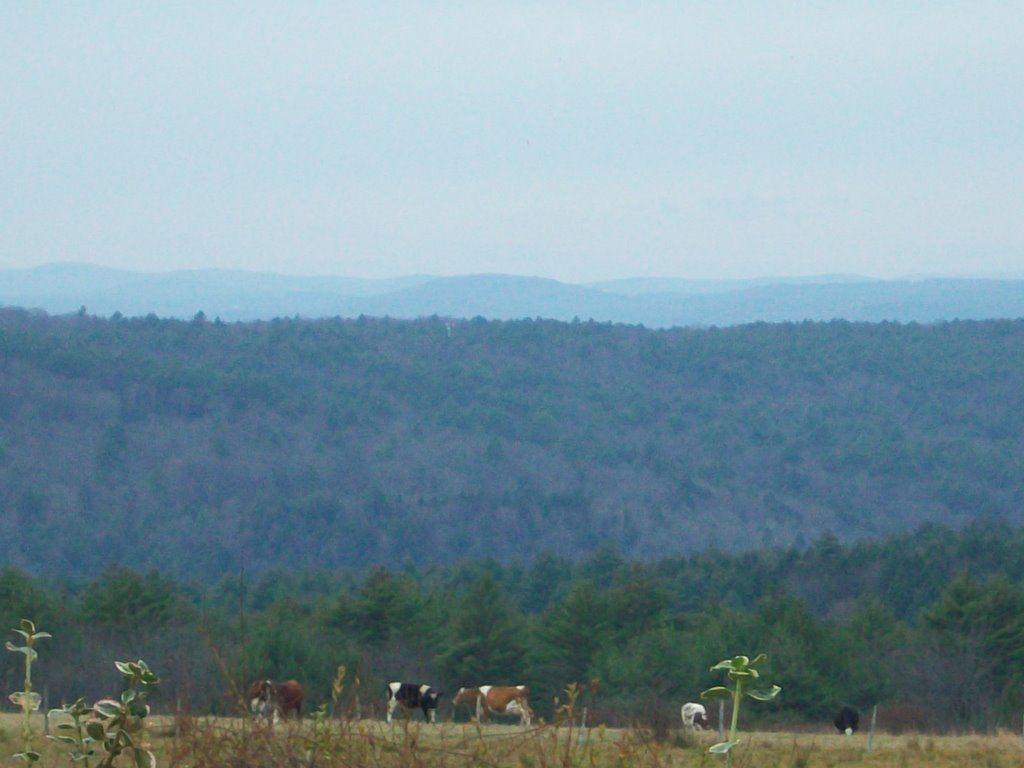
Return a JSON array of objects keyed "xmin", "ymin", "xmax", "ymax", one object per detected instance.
[{"xmin": 3, "ymin": 712, "xmax": 1023, "ymax": 767}]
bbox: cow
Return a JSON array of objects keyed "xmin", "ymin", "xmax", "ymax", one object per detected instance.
[
  {"xmin": 386, "ymin": 682, "xmax": 443, "ymax": 723},
  {"xmin": 833, "ymin": 705, "xmax": 860, "ymax": 735},
  {"xmin": 681, "ymin": 701, "xmax": 710, "ymax": 731},
  {"xmin": 453, "ymin": 685, "xmax": 533, "ymax": 726},
  {"xmin": 248, "ymin": 678, "xmax": 304, "ymax": 722}
]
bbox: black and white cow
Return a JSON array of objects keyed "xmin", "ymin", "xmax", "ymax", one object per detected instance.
[
  {"xmin": 386, "ymin": 682, "xmax": 443, "ymax": 723},
  {"xmin": 833, "ymin": 705, "xmax": 860, "ymax": 735}
]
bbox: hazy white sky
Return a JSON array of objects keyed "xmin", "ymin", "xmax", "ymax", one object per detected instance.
[{"xmin": 3, "ymin": 3, "xmax": 1022, "ymax": 282}]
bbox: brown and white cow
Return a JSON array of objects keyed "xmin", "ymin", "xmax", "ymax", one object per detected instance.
[
  {"xmin": 453, "ymin": 685, "xmax": 533, "ymax": 726},
  {"xmin": 249, "ymin": 678, "xmax": 304, "ymax": 722}
]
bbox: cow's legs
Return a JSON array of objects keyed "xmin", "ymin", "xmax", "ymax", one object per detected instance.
[{"xmin": 516, "ymin": 700, "xmax": 533, "ymax": 726}]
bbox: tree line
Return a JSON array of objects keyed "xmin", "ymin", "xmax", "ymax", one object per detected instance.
[{"xmin": 3, "ymin": 520, "xmax": 1023, "ymax": 732}]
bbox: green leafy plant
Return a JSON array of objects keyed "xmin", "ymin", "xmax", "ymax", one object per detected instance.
[
  {"xmin": 87, "ymin": 660, "xmax": 160, "ymax": 768},
  {"xmin": 701, "ymin": 653, "xmax": 781, "ymax": 765},
  {"xmin": 6, "ymin": 618, "xmax": 51, "ymax": 763},
  {"xmin": 47, "ymin": 697, "xmax": 99, "ymax": 767}
]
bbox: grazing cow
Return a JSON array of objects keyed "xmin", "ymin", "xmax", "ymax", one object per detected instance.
[
  {"xmin": 386, "ymin": 682, "xmax": 443, "ymax": 723},
  {"xmin": 248, "ymin": 679, "xmax": 304, "ymax": 722},
  {"xmin": 453, "ymin": 685, "xmax": 533, "ymax": 726},
  {"xmin": 681, "ymin": 701, "xmax": 710, "ymax": 731},
  {"xmin": 833, "ymin": 705, "xmax": 860, "ymax": 735}
]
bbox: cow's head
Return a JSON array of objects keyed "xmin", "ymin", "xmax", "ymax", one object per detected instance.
[
  {"xmin": 425, "ymin": 688, "xmax": 443, "ymax": 706},
  {"xmin": 250, "ymin": 678, "xmax": 274, "ymax": 699},
  {"xmin": 452, "ymin": 687, "xmax": 475, "ymax": 707},
  {"xmin": 249, "ymin": 678, "xmax": 277, "ymax": 719}
]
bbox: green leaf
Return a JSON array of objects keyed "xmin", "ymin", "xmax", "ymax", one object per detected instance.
[
  {"xmin": 47, "ymin": 734, "xmax": 79, "ymax": 745},
  {"xmin": 32, "ymin": 632, "xmax": 52, "ymax": 640},
  {"xmin": 94, "ymin": 700, "xmax": 122, "ymax": 718},
  {"xmin": 746, "ymin": 685, "xmax": 782, "ymax": 702},
  {"xmin": 709, "ymin": 658, "xmax": 734, "ymax": 671},
  {"xmin": 700, "ymin": 686, "xmax": 732, "ymax": 700},
  {"xmin": 708, "ymin": 740, "xmax": 740, "ymax": 754},
  {"xmin": 12, "ymin": 751, "xmax": 41, "ymax": 763},
  {"xmin": 115, "ymin": 661, "xmax": 133, "ymax": 676},
  {"xmin": 5, "ymin": 641, "xmax": 31, "ymax": 655},
  {"xmin": 135, "ymin": 748, "xmax": 157, "ymax": 768},
  {"xmin": 9, "ymin": 691, "xmax": 43, "ymax": 710},
  {"xmin": 86, "ymin": 722, "xmax": 107, "ymax": 741},
  {"xmin": 749, "ymin": 653, "xmax": 767, "ymax": 667}
]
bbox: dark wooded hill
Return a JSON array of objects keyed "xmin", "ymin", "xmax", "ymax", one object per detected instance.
[{"xmin": 2, "ymin": 308, "xmax": 1023, "ymax": 578}]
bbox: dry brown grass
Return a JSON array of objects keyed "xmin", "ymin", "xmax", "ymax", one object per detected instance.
[{"xmin": 3, "ymin": 712, "xmax": 1024, "ymax": 767}]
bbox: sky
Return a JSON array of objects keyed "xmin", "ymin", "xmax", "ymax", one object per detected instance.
[{"xmin": 2, "ymin": 3, "xmax": 1022, "ymax": 283}]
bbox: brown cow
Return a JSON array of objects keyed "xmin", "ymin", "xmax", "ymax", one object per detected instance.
[
  {"xmin": 453, "ymin": 685, "xmax": 533, "ymax": 726},
  {"xmin": 249, "ymin": 678, "xmax": 304, "ymax": 722}
]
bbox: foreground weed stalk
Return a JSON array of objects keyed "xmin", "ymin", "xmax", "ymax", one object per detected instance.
[
  {"xmin": 701, "ymin": 653, "xmax": 781, "ymax": 767},
  {"xmin": 6, "ymin": 618, "xmax": 51, "ymax": 763}
]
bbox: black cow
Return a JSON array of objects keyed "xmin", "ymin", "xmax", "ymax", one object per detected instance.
[
  {"xmin": 833, "ymin": 705, "xmax": 860, "ymax": 735},
  {"xmin": 386, "ymin": 682, "xmax": 443, "ymax": 723}
]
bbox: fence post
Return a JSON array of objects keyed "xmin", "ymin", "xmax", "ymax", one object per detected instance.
[
  {"xmin": 867, "ymin": 705, "xmax": 878, "ymax": 752},
  {"xmin": 718, "ymin": 700, "xmax": 725, "ymax": 741}
]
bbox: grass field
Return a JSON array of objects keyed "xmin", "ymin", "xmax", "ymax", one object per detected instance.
[{"xmin": 3, "ymin": 712, "xmax": 1024, "ymax": 767}]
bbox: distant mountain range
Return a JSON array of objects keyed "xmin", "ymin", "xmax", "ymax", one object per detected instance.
[{"xmin": 3, "ymin": 263, "xmax": 1024, "ymax": 326}]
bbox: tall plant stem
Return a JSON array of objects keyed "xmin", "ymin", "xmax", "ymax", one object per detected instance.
[{"xmin": 726, "ymin": 679, "xmax": 744, "ymax": 768}]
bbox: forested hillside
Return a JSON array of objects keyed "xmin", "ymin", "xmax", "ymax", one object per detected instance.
[{"xmin": 2, "ymin": 308, "xmax": 1024, "ymax": 579}]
